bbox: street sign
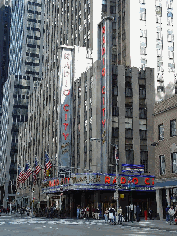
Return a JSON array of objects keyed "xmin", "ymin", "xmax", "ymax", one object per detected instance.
[{"xmin": 114, "ymin": 191, "xmax": 118, "ymax": 200}]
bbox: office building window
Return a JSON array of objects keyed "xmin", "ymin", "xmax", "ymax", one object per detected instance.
[
  {"xmin": 160, "ymin": 155, "xmax": 165, "ymax": 175},
  {"xmin": 158, "ymin": 124, "xmax": 164, "ymax": 140},
  {"xmin": 171, "ymin": 152, "xmax": 177, "ymax": 173},
  {"xmin": 126, "ymin": 150, "xmax": 134, "ymax": 164},
  {"xmin": 170, "ymin": 119, "xmax": 176, "ymax": 137},
  {"xmin": 140, "ymin": 151, "xmax": 148, "ymax": 173}
]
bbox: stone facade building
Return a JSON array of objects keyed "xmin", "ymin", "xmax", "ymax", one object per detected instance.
[
  {"xmin": 154, "ymin": 94, "xmax": 177, "ymax": 219},
  {"xmin": 17, "ymin": 47, "xmax": 156, "ymax": 216}
]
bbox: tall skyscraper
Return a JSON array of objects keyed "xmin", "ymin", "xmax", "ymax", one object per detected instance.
[
  {"xmin": 0, "ymin": 0, "xmax": 11, "ymax": 205},
  {"xmin": 1, "ymin": 0, "xmax": 44, "ymax": 207}
]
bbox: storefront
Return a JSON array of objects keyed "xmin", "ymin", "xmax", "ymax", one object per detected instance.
[
  {"xmin": 42, "ymin": 172, "xmax": 156, "ymax": 218},
  {"xmin": 155, "ymin": 179, "xmax": 177, "ymax": 219}
]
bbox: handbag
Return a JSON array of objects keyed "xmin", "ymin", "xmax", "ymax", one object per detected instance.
[{"xmin": 109, "ymin": 212, "xmax": 114, "ymax": 219}]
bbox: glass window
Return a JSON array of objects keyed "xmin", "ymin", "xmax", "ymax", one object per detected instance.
[
  {"xmin": 158, "ymin": 124, "xmax": 164, "ymax": 140},
  {"xmin": 160, "ymin": 155, "xmax": 165, "ymax": 175},
  {"xmin": 170, "ymin": 119, "xmax": 176, "ymax": 137},
  {"xmin": 171, "ymin": 153, "xmax": 177, "ymax": 173},
  {"xmin": 140, "ymin": 151, "xmax": 148, "ymax": 173}
]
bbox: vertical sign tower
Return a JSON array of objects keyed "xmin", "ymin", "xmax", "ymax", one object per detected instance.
[
  {"xmin": 98, "ymin": 17, "xmax": 113, "ymax": 174},
  {"xmin": 58, "ymin": 46, "xmax": 74, "ymax": 170}
]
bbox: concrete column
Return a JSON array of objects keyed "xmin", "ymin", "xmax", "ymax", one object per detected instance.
[
  {"xmin": 166, "ymin": 188, "xmax": 170, "ymax": 206},
  {"xmin": 156, "ymin": 189, "xmax": 163, "ymax": 220},
  {"xmin": 47, "ymin": 195, "xmax": 49, "ymax": 208},
  {"xmin": 70, "ymin": 193, "xmax": 73, "ymax": 218},
  {"xmin": 132, "ymin": 68, "xmax": 140, "ymax": 165},
  {"xmin": 81, "ymin": 192, "xmax": 85, "ymax": 208},
  {"xmin": 94, "ymin": 191, "xmax": 100, "ymax": 208},
  {"xmin": 118, "ymin": 65, "xmax": 126, "ymax": 170}
]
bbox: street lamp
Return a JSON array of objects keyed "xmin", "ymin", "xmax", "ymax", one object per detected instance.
[{"xmin": 110, "ymin": 143, "xmax": 119, "ymax": 224}]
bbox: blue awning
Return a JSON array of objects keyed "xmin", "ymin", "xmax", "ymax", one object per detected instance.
[{"xmin": 154, "ymin": 180, "xmax": 177, "ymax": 188}]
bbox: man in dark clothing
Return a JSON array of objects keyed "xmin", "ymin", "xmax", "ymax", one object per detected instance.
[
  {"xmin": 136, "ymin": 205, "xmax": 140, "ymax": 222},
  {"xmin": 149, "ymin": 208, "xmax": 153, "ymax": 220}
]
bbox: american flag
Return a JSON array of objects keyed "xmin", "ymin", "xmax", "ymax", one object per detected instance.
[
  {"xmin": 33, "ymin": 158, "xmax": 41, "ymax": 185},
  {"xmin": 17, "ymin": 166, "xmax": 24, "ymax": 187},
  {"xmin": 22, "ymin": 163, "xmax": 32, "ymax": 182},
  {"xmin": 45, "ymin": 153, "xmax": 52, "ymax": 170},
  {"xmin": 34, "ymin": 157, "xmax": 41, "ymax": 175}
]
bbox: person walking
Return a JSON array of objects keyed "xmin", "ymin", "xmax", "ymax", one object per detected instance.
[
  {"xmin": 104, "ymin": 208, "xmax": 109, "ymax": 223},
  {"xmin": 118, "ymin": 206, "xmax": 122, "ymax": 224},
  {"xmin": 77, "ymin": 206, "xmax": 80, "ymax": 219},
  {"xmin": 109, "ymin": 206, "xmax": 114, "ymax": 224},
  {"xmin": 168, "ymin": 205, "xmax": 175, "ymax": 225},
  {"xmin": 136, "ymin": 204, "xmax": 140, "ymax": 222},
  {"xmin": 130, "ymin": 203, "xmax": 134, "ymax": 222},
  {"xmin": 134, "ymin": 205, "xmax": 136, "ymax": 221},
  {"xmin": 86, "ymin": 206, "xmax": 90, "ymax": 218},
  {"xmin": 92, "ymin": 207, "xmax": 95, "ymax": 219},
  {"xmin": 144, "ymin": 209, "xmax": 148, "ymax": 220},
  {"xmin": 96, "ymin": 207, "xmax": 100, "ymax": 220},
  {"xmin": 113, "ymin": 207, "xmax": 116, "ymax": 224},
  {"xmin": 148, "ymin": 208, "xmax": 153, "ymax": 220},
  {"xmin": 166, "ymin": 206, "xmax": 170, "ymax": 223}
]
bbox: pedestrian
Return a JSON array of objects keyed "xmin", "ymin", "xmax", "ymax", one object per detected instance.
[
  {"xmin": 130, "ymin": 203, "xmax": 134, "ymax": 222},
  {"xmin": 92, "ymin": 207, "xmax": 95, "ymax": 219},
  {"xmin": 144, "ymin": 209, "xmax": 148, "ymax": 220},
  {"xmin": 77, "ymin": 205, "xmax": 80, "ymax": 219},
  {"xmin": 118, "ymin": 206, "xmax": 122, "ymax": 224},
  {"xmin": 168, "ymin": 205, "xmax": 175, "ymax": 225},
  {"xmin": 134, "ymin": 205, "xmax": 136, "ymax": 221},
  {"xmin": 81, "ymin": 207, "xmax": 84, "ymax": 218},
  {"xmin": 148, "ymin": 208, "xmax": 153, "ymax": 220},
  {"xmin": 112, "ymin": 207, "xmax": 116, "ymax": 224},
  {"xmin": 166, "ymin": 205, "xmax": 170, "ymax": 223},
  {"xmin": 20, "ymin": 208, "xmax": 23, "ymax": 217},
  {"xmin": 86, "ymin": 206, "xmax": 90, "ymax": 218},
  {"xmin": 109, "ymin": 206, "xmax": 114, "ymax": 224},
  {"xmin": 96, "ymin": 207, "xmax": 100, "ymax": 220},
  {"xmin": 104, "ymin": 208, "xmax": 109, "ymax": 223},
  {"xmin": 136, "ymin": 204, "xmax": 140, "ymax": 222}
]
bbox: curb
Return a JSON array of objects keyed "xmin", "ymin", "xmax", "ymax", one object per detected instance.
[{"xmin": 122, "ymin": 223, "xmax": 177, "ymax": 232}]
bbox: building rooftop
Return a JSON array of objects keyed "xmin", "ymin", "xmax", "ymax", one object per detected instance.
[{"xmin": 154, "ymin": 94, "xmax": 177, "ymax": 115}]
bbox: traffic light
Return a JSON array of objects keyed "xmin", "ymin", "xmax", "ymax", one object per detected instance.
[
  {"xmin": 46, "ymin": 169, "xmax": 53, "ymax": 178},
  {"xmin": 46, "ymin": 169, "xmax": 50, "ymax": 177}
]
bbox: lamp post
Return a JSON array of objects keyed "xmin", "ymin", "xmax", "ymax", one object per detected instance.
[
  {"xmin": 112, "ymin": 144, "xmax": 119, "ymax": 224},
  {"xmin": 109, "ymin": 143, "xmax": 119, "ymax": 224}
]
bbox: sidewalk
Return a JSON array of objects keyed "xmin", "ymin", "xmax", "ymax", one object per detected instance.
[{"xmin": 122, "ymin": 218, "xmax": 177, "ymax": 232}]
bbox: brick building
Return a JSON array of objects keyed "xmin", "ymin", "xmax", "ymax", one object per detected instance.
[{"xmin": 154, "ymin": 94, "xmax": 177, "ymax": 219}]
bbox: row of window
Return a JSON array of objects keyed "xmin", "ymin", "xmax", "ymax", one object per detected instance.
[
  {"xmin": 158, "ymin": 119, "xmax": 176, "ymax": 140},
  {"xmin": 160, "ymin": 153, "xmax": 177, "ymax": 175}
]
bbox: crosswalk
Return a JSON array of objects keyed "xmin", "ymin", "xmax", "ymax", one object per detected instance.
[{"xmin": 0, "ymin": 215, "xmax": 177, "ymax": 236}]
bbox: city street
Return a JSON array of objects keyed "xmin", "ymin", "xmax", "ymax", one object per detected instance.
[{"xmin": 0, "ymin": 214, "xmax": 177, "ymax": 236}]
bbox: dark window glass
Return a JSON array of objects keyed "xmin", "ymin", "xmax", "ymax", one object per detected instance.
[
  {"xmin": 160, "ymin": 155, "xmax": 165, "ymax": 175},
  {"xmin": 158, "ymin": 124, "xmax": 164, "ymax": 140},
  {"xmin": 170, "ymin": 119, "xmax": 176, "ymax": 137},
  {"xmin": 140, "ymin": 151, "xmax": 148, "ymax": 173},
  {"xmin": 126, "ymin": 150, "xmax": 134, "ymax": 164},
  {"xmin": 171, "ymin": 153, "xmax": 177, "ymax": 173}
]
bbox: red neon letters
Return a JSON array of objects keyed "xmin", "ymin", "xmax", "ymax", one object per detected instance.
[
  {"xmin": 145, "ymin": 178, "xmax": 150, "ymax": 185},
  {"xmin": 102, "ymin": 25, "xmax": 106, "ymax": 128},
  {"xmin": 63, "ymin": 133, "xmax": 69, "ymax": 140},
  {"xmin": 104, "ymin": 176, "xmax": 155, "ymax": 186},
  {"xmin": 63, "ymin": 104, "xmax": 69, "ymax": 112}
]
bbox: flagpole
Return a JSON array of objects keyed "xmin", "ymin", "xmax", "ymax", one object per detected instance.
[{"xmin": 32, "ymin": 169, "xmax": 34, "ymax": 217}]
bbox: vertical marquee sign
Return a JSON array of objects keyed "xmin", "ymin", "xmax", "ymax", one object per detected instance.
[
  {"xmin": 59, "ymin": 46, "xmax": 74, "ymax": 169},
  {"xmin": 98, "ymin": 17, "xmax": 113, "ymax": 173}
]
